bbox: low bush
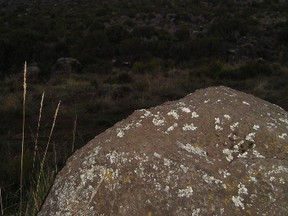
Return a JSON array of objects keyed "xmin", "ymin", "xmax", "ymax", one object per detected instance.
[
  {"xmin": 208, "ymin": 17, "xmax": 249, "ymax": 42},
  {"xmin": 131, "ymin": 26, "xmax": 158, "ymax": 39},
  {"xmin": 132, "ymin": 59, "xmax": 162, "ymax": 73},
  {"xmin": 277, "ymin": 21, "xmax": 288, "ymax": 46},
  {"xmin": 132, "ymin": 61, "xmax": 147, "ymax": 73},
  {"xmin": 105, "ymin": 25, "xmax": 128, "ymax": 43},
  {"xmin": 219, "ymin": 61, "xmax": 274, "ymax": 80},
  {"xmin": 83, "ymin": 59, "xmax": 113, "ymax": 74},
  {"xmin": 105, "ymin": 73, "xmax": 133, "ymax": 84},
  {"xmin": 235, "ymin": 61, "xmax": 273, "ymax": 78},
  {"xmin": 1, "ymin": 29, "xmax": 45, "ymax": 71},
  {"xmin": 78, "ymin": 31, "xmax": 115, "ymax": 61},
  {"xmin": 168, "ymin": 42, "xmax": 192, "ymax": 62},
  {"xmin": 174, "ymin": 26, "xmax": 191, "ymax": 41}
]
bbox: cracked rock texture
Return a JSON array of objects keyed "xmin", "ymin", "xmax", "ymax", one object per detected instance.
[{"xmin": 38, "ymin": 86, "xmax": 288, "ymax": 215}]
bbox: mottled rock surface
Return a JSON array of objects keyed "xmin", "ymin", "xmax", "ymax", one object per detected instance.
[{"xmin": 38, "ymin": 86, "xmax": 288, "ymax": 216}]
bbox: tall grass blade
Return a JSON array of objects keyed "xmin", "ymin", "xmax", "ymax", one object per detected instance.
[
  {"xmin": 32, "ymin": 92, "xmax": 45, "ymax": 170},
  {"xmin": 52, "ymin": 142, "xmax": 58, "ymax": 174},
  {"xmin": 35, "ymin": 101, "xmax": 61, "ymax": 196},
  {"xmin": 0, "ymin": 187, "xmax": 3, "ymax": 216},
  {"xmin": 72, "ymin": 115, "xmax": 77, "ymax": 153},
  {"xmin": 20, "ymin": 62, "xmax": 27, "ymax": 216}
]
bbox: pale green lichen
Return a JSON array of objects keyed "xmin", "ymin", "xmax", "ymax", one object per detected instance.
[
  {"xmin": 191, "ymin": 111, "xmax": 199, "ymax": 118},
  {"xmin": 180, "ymin": 107, "xmax": 191, "ymax": 113},
  {"xmin": 178, "ymin": 186, "xmax": 193, "ymax": 198},
  {"xmin": 232, "ymin": 183, "xmax": 248, "ymax": 210},
  {"xmin": 178, "ymin": 142, "xmax": 207, "ymax": 158},
  {"xmin": 152, "ymin": 113, "xmax": 165, "ymax": 126},
  {"xmin": 182, "ymin": 123, "xmax": 197, "ymax": 131},
  {"xmin": 167, "ymin": 110, "xmax": 179, "ymax": 120}
]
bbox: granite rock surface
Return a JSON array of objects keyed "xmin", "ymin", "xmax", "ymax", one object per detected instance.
[{"xmin": 38, "ymin": 86, "xmax": 288, "ymax": 215}]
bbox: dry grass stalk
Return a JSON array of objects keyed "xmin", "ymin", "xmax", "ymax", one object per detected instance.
[
  {"xmin": 20, "ymin": 62, "xmax": 27, "ymax": 216},
  {"xmin": 35, "ymin": 100, "xmax": 61, "ymax": 196},
  {"xmin": 0, "ymin": 187, "xmax": 3, "ymax": 216},
  {"xmin": 52, "ymin": 142, "xmax": 58, "ymax": 174},
  {"xmin": 72, "ymin": 115, "xmax": 77, "ymax": 153},
  {"xmin": 32, "ymin": 92, "xmax": 45, "ymax": 170}
]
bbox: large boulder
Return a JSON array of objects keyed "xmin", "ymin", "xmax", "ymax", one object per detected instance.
[
  {"xmin": 55, "ymin": 57, "xmax": 82, "ymax": 74},
  {"xmin": 38, "ymin": 86, "xmax": 288, "ymax": 215}
]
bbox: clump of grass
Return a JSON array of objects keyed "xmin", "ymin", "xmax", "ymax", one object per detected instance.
[
  {"xmin": 24, "ymin": 103, "xmax": 61, "ymax": 215},
  {"xmin": 35, "ymin": 100, "xmax": 61, "ymax": 197},
  {"xmin": 24, "ymin": 167, "xmax": 56, "ymax": 216},
  {"xmin": 10, "ymin": 62, "xmax": 62, "ymax": 215}
]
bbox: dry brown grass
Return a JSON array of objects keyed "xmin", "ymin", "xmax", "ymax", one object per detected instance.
[
  {"xmin": 32, "ymin": 92, "xmax": 45, "ymax": 171},
  {"xmin": 16, "ymin": 62, "xmax": 62, "ymax": 215},
  {"xmin": 20, "ymin": 62, "xmax": 27, "ymax": 216},
  {"xmin": 0, "ymin": 187, "xmax": 3, "ymax": 216}
]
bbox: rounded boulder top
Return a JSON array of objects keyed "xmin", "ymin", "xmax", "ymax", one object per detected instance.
[{"xmin": 38, "ymin": 86, "xmax": 288, "ymax": 216}]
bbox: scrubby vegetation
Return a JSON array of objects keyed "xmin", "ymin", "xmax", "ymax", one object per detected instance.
[{"xmin": 0, "ymin": 0, "xmax": 288, "ymax": 214}]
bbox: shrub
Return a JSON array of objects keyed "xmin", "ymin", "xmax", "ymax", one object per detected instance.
[
  {"xmin": 79, "ymin": 31, "xmax": 115, "ymax": 60},
  {"xmin": 168, "ymin": 42, "xmax": 192, "ymax": 62},
  {"xmin": 143, "ymin": 40, "xmax": 170, "ymax": 57},
  {"xmin": 4, "ymin": 29, "xmax": 44, "ymax": 67},
  {"xmin": 174, "ymin": 26, "xmax": 191, "ymax": 41},
  {"xmin": 83, "ymin": 59, "xmax": 113, "ymax": 74},
  {"xmin": 207, "ymin": 17, "xmax": 248, "ymax": 42},
  {"xmin": 105, "ymin": 25, "xmax": 128, "ymax": 44},
  {"xmin": 132, "ymin": 61, "xmax": 146, "ymax": 73},
  {"xmin": 132, "ymin": 59, "xmax": 162, "ymax": 73},
  {"xmin": 219, "ymin": 61, "xmax": 274, "ymax": 80},
  {"xmin": 278, "ymin": 21, "xmax": 288, "ymax": 46},
  {"xmin": 94, "ymin": 7, "xmax": 111, "ymax": 17},
  {"xmin": 118, "ymin": 37, "xmax": 146, "ymax": 56},
  {"xmin": 88, "ymin": 21, "xmax": 105, "ymax": 31},
  {"xmin": 236, "ymin": 61, "xmax": 273, "ymax": 79},
  {"xmin": 167, "ymin": 37, "xmax": 222, "ymax": 63},
  {"xmin": 189, "ymin": 37, "xmax": 222, "ymax": 58},
  {"xmin": 115, "ymin": 73, "xmax": 133, "ymax": 84},
  {"xmin": 0, "ymin": 38, "xmax": 13, "ymax": 74},
  {"xmin": 51, "ymin": 41, "xmax": 70, "ymax": 58},
  {"xmin": 132, "ymin": 26, "xmax": 158, "ymax": 39},
  {"xmin": 156, "ymin": 29, "xmax": 174, "ymax": 41},
  {"xmin": 279, "ymin": 49, "xmax": 288, "ymax": 65},
  {"xmin": 105, "ymin": 73, "xmax": 133, "ymax": 84},
  {"xmin": 123, "ymin": 19, "xmax": 136, "ymax": 28},
  {"xmin": 192, "ymin": 60, "xmax": 224, "ymax": 80}
]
